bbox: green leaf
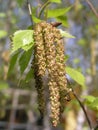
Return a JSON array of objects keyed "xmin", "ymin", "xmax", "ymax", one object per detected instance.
[
  {"xmin": 83, "ymin": 96, "xmax": 98, "ymax": 110},
  {"xmin": 25, "ymin": 69, "xmax": 34, "ymax": 83},
  {"xmin": 22, "ymin": 42, "xmax": 33, "ymax": 51},
  {"xmin": 32, "ymin": 7, "xmax": 38, "ymax": 16},
  {"xmin": 56, "ymin": 15, "xmax": 69, "ymax": 27},
  {"xmin": 7, "ymin": 51, "xmax": 19, "ymax": 76},
  {"xmin": 32, "ymin": 16, "xmax": 42, "ymax": 23},
  {"xmin": 59, "ymin": 29, "xmax": 75, "ymax": 38},
  {"xmin": 0, "ymin": 81, "xmax": 9, "ymax": 90},
  {"xmin": 64, "ymin": 55, "xmax": 69, "ymax": 62},
  {"xmin": 11, "ymin": 30, "xmax": 34, "ymax": 53},
  {"xmin": 19, "ymin": 48, "xmax": 32, "ymax": 74},
  {"xmin": 47, "ymin": 6, "xmax": 71, "ymax": 18},
  {"xmin": 83, "ymin": 95, "xmax": 95, "ymax": 104},
  {"xmin": 88, "ymin": 98, "xmax": 98, "ymax": 110},
  {"xmin": 0, "ymin": 30, "xmax": 7, "ymax": 38},
  {"xmin": 17, "ymin": 0, "xmax": 24, "ymax": 7},
  {"xmin": 66, "ymin": 67, "xmax": 85, "ymax": 87},
  {"xmin": 50, "ymin": 0, "xmax": 61, "ymax": 3}
]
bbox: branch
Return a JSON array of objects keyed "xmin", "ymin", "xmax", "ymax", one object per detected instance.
[
  {"xmin": 86, "ymin": 0, "xmax": 98, "ymax": 17},
  {"xmin": 27, "ymin": 0, "xmax": 33, "ymax": 26},
  {"xmin": 67, "ymin": 79, "xmax": 93, "ymax": 130},
  {"xmin": 38, "ymin": 0, "xmax": 50, "ymax": 18}
]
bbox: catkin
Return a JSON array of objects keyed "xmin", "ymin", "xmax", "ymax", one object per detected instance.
[
  {"xmin": 43, "ymin": 23, "xmax": 60, "ymax": 126},
  {"xmin": 33, "ymin": 21, "xmax": 70, "ymax": 126},
  {"xmin": 33, "ymin": 23, "xmax": 46, "ymax": 115},
  {"xmin": 53, "ymin": 28, "xmax": 69, "ymax": 112}
]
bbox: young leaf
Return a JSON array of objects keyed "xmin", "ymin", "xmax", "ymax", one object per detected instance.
[
  {"xmin": 83, "ymin": 95, "xmax": 95, "ymax": 104},
  {"xmin": 25, "ymin": 68, "xmax": 34, "ymax": 83},
  {"xmin": 32, "ymin": 16, "xmax": 42, "ymax": 23},
  {"xmin": 22, "ymin": 43, "xmax": 33, "ymax": 51},
  {"xmin": 56, "ymin": 15, "xmax": 69, "ymax": 27},
  {"xmin": 49, "ymin": 0, "xmax": 61, "ymax": 3},
  {"xmin": 11, "ymin": 30, "xmax": 34, "ymax": 53},
  {"xmin": 0, "ymin": 30, "xmax": 7, "ymax": 38},
  {"xmin": 84, "ymin": 97, "xmax": 98, "ymax": 111},
  {"xmin": 59, "ymin": 29, "xmax": 75, "ymax": 38},
  {"xmin": 88, "ymin": 98, "xmax": 98, "ymax": 110},
  {"xmin": 66, "ymin": 67, "xmax": 85, "ymax": 87},
  {"xmin": 47, "ymin": 6, "xmax": 71, "ymax": 18},
  {"xmin": 19, "ymin": 48, "xmax": 33, "ymax": 75},
  {"xmin": 7, "ymin": 51, "xmax": 19, "ymax": 76}
]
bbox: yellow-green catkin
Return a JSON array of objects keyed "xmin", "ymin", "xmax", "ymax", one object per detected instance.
[
  {"xmin": 33, "ymin": 23, "xmax": 46, "ymax": 115},
  {"xmin": 33, "ymin": 21, "xmax": 70, "ymax": 126},
  {"xmin": 43, "ymin": 22, "xmax": 60, "ymax": 126},
  {"xmin": 34, "ymin": 23, "xmax": 46, "ymax": 76},
  {"xmin": 53, "ymin": 28, "xmax": 69, "ymax": 113}
]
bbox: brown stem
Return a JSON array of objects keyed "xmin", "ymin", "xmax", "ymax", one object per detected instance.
[
  {"xmin": 38, "ymin": 0, "xmax": 50, "ymax": 18},
  {"xmin": 67, "ymin": 79, "xmax": 93, "ymax": 130},
  {"xmin": 72, "ymin": 90, "xmax": 92, "ymax": 129},
  {"xmin": 86, "ymin": 0, "xmax": 98, "ymax": 17},
  {"xmin": 27, "ymin": 0, "xmax": 33, "ymax": 26}
]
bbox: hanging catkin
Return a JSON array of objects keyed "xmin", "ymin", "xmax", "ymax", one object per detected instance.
[
  {"xmin": 43, "ymin": 22, "xmax": 60, "ymax": 126},
  {"xmin": 33, "ymin": 23, "xmax": 46, "ymax": 115},
  {"xmin": 33, "ymin": 21, "xmax": 70, "ymax": 126},
  {"xmin": 53, "ymin": 28, "xmax": 69, "ymax": 113}
]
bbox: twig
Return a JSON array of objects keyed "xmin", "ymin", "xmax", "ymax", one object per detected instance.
[
  {"xmin": 38, "ymin": 0, "xmax": 50, "ymax": 18},
  {"xmin": 27, "ymin": 0, "xmax": 33, "ymax": 26},
  {"xmin": 72, "ymin": 89, "xmax": 92, "ymax": 129},
  {"xmin": 67, "ymin": 79, "xmax": 93, "ymax": 130},
  {"xmin": 86, "ymin": 0, "xmax": 98, "ymax": 17}
]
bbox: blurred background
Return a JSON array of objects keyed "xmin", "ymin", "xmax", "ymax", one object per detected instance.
[{"xmin": 0, "ymin": 0, "xmax": 98, "ymax": 130}]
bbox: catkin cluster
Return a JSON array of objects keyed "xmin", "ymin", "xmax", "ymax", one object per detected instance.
[{"xmin": 33, "ymin": 21, "xmax": 70, "ymax": 126}]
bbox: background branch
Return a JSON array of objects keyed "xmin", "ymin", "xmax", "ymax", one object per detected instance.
[
  {"xmin": 38, "ymin": 0, "xmax": 50, "ymax": 18},
  {"xmin": 27, "ymin": 0, "xmax": 33, "ymax": 26},
  {"xmin": 86, "ymin": 0, "xmax": 98, "ymax": 17},
  {"xmin": 67, "ymin": 79, "xmax": 93, "ymax": 130}
]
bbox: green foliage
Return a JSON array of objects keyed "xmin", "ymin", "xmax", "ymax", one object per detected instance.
[
  {"xmin": 16, "ymin": 0, "xmax": 24, "ymax": 7},
  {"xmin": 0, "ymin": 13, "xmax": 6, "ymax": 18},
  {"xmin": 19, "ymin": 48, "xmax": 33, "ymax": 75},
  {"xmin": 47, "ymin": 7, "xmax": 71, "ymax": 18},
  {"xmin": 78, "ymin": 38, "xmax": 87, "ymax": 46},
  {"xmin": 11, "ymin": 30, "xmax": 34, "ymax": 53},
  {"xmin": 84, "ymin": 96, "xmax": 98, "ymax": 111},
  {"xmin": 8, "ymin": 51, "xmax": 19, "ymax": 76},
  {"xmin": 84, "ymin": 95, "xmax": 95, "ymax": 104},
  {"xmin": 0, "ymin": 30, "xmax": 7, "ymax": 39},
  {"xmin": 73, "ymin": 58, "xmax": 80, "ymax": 64},
  {"xmin": 31, "ymin": 7, "xmax": 42, "ymax": 23},
  {"xmin": 32, "ymin": 16, "xmax": 42, "ymax": 23},
  {"xmin": 49, "ymin": 0, "xmax": 61, "ymax": 3},
  {"xmin": 0, "ymin": 81, "xmax": 9, "ymax": 90},
  {"xmin": 66, "ymin": 67, "xmax": 85, "ymax": 88},
  {"xmin": 25, "ymin": 68, "xmax": 34, "ymax": 83},
  {"xmin": 64, "ymin": 55, "xmax": 69, "ymax": 62},
  {"xmin": 60, "ymin": 29, "xmax": 75, "ymax": 38},
  {"xmin": 56, "ymin": 16, "xmax": 69, "ymax": 27}
]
